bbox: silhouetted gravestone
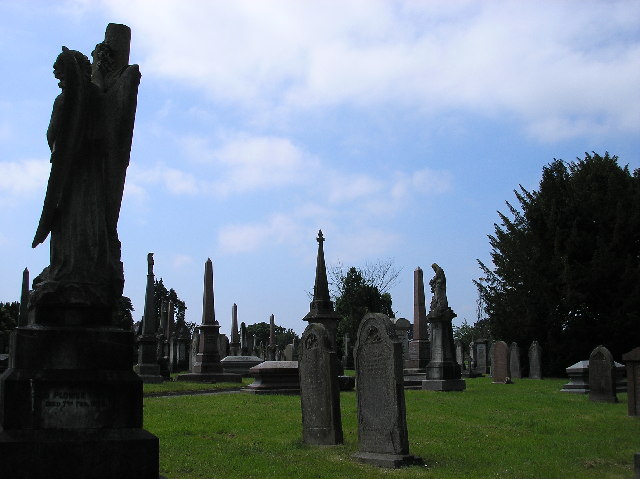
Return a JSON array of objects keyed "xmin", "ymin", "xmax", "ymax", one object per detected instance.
[
  {"xmin": 491, "ymin": 341, "xmax": 512, "ymax": 384},
  {"xmin": 299, "ymin": 323, "xmax": 343, "ymax": 445},
  {"xmin": 353, "ymin": 313, "xmax": 421, "ymax": 468},
  {"xmin": 134, "ymin": 253, "xmax": 163, "ymax": 383},
  {"xmin": 622, "ymin": 347, "xmax": 640, "ymax": 416},
  {"xmin": 455, "ymin": 340, "xmax": 464, "ymax": 369},
  {"xmin": 528, "ymin": 341, "xmax": 542, "ymax": 379},
  {"xmin": 342, "ymin": 333, "xmax": 354, "ymax": 369},
  {"xmin": 589, "ymin": 345, "xmax": 617, "ymax": 403},
  {"xmin": 0, "ymin": 24, "xmax": 159, "ymax": 479},
  {"xmin": 392, "ymin": 317, "xmax": 411, "ymax": 361},
  {"xmin": 509, "ymin": 342, "xmax": 521, "ymax": 379},
  {"xmin": 406, "ymin": 267, "xmax": 430, "ymax": 369},
  {"xmin": 229, "ymin": 303, "xmax": 240, "ymax": 356}
]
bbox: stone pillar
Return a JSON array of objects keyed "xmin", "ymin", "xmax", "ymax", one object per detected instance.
[
  {"xmin": 229, "ymin": 303, "xmax": 240, "ymax": 356},
  {"xmin": 405, "ymin": 267, "xmax": 430, "ymax": 369},
  {"xmin": 18, "ymin": 268, "xmax": 29, "ymax": 327},
  {"xmin": 509, "ymin": 342, "xmax": 521, "ymax": 379},
  {"xmin": 622, "ymin": 347, "xmax": 640, "ymax": 416},
  {"xmin": 267, "ymin": 314, "xmax": 276, "ymax": 361},
  {"xmin": 240, "ymin": 322, "xmax": 248, "ymax": 356}
]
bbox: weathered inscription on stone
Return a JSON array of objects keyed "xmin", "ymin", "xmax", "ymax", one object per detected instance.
[{"xmin": 41, "ymin": 388, "xmax": 110, "ymax": 429}]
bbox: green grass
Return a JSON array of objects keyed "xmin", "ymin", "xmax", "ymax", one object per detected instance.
[
  {"xmin": 143, "ymin": 377, "xmax": 637, "ymax": 478},
  {"xmin": 143, "ymin": 377, "xmax": 253, "ymax": 395}
]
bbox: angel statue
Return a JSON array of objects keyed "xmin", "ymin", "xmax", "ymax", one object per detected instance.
[
  {"xmin": 428, "ymin": 263, "xmax": 448, "ymax": 313},
  {"xmin": 30, "ymin": 24, "xmax": 140, "ymax": 316}
]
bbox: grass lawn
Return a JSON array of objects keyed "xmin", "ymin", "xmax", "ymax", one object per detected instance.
[
  {"xmin": 143, "ymin": 377, "xmax": 637, "ymax": 479},
  {"xmin": 143, "ymin": 377, "xmax": 253, "ymax": 396}
]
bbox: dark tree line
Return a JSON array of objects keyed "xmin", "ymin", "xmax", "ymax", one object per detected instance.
[
  {"xmin": 246, "ymin": 322, "xmax": 298, "ymax": 350},
  {"xmin": 477, "ymin": 152, "xmax": 640, "ymax": 375}
]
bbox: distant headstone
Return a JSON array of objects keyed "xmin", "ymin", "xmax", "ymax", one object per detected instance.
[
  {"xmin": 491, "ymin": 341, "xmax": 512, "ymax": 384},
  {"xmin": 392, "ymin": 318, "xmax": 411, "ymax": 361},
  {"xmin": 455, "ymin": 340, "xmax": 464, "ymax": 369},
  {"xmin": 240, "ymin": 322, "xmax": 248, "ymax": 356},
  {"xmin": 473, "ymin": 339, "xmax": 489, "ymax": 375},
  {"xmin": 528, "ymin": 341, "xmax": 542, "ymax": 379},
  {"xmin": 509, "ymin": 342, "xmax": 521, "ymax": 379},
  {"xmin": 622, "ymin": 347, "xmax": 640, "ymax": 416},
  {"xmin": 299, "ymin": 323, "xmax": 343, "ymax": 445},
  {"xmin": 589, "ymin": 345, "xmax": 618, "ymax": 403},
  {"xmin": 218, "ymin": 333, "xmax": 230, "ymax": 358},
  {"xmin": 352, "ymin": 313, "xmax": 421, "ymax": 468},
  {"xmin": 342, "ymin": 333, "xmax": 353, "ymax": 369}
]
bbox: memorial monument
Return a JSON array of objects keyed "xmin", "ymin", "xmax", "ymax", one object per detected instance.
[{"xmin": 0, "ymin": 24, "xmax": 159, "ymax": 478}]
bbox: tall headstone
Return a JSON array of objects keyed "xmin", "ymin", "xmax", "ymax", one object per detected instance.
[
  {"xmin": 622, "ymin": 347, "xmax": 640, "ymax": 416},
  {"xmin": 0, "ymin": 24, "xmax": 159, "ymax": 478},
  {"xmin": 342, "ymin": 333, "xmax": 354, "ymax": 369},
  {"xmin": 455, "ymin": 340, "xmax": 464, "ymax": 369},
  {"xmin": 240, "ymin": 322, "xmax": 248, "ymax": 356},
  {"xmin": 589, "ymin": 345, "xmax": 617, "ymax": 403},
  {"xmin": 422, "ymin": 264, "xmax": 465, "ymax": 391},
  {"xmin": 177, "ymin": 259, "xmax": 240, "ymax": 383},
  {"xmin": 406, "ymin": 267, "xmax": 430, "ymax": 369},
  {"xmin": 353, "ymin": 313, "xmax": 421, "ymax": 468},
  {"xmin": 229, "ymin": 303, "xmax": 240, "ymax": 356},
  {"xmin": 491, "ymin": 341, "xmax": 512, "ymax": 384},
  {"xmin": 133, "ymin": 253, "xmax": 163, "ymax": 383},
  {"xmin": 392, "ymin": 318, "xmax": 411, "ymax": 361},
  {"xmin": 509, "ymin": 342, "xmax": 521, "ymax": 379},
  {"xmin": 473, "ymin": 339, "xmax": 490, "ymax": 375},
  {"xmin": 528, "ymin": 341, "xmax": 542, "ymax": 379},
  {"xmin": 299, "ymin": 323, "xmax": 343, "ymax": 445}
]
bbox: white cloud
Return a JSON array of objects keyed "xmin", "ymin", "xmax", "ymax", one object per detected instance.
[
  {"xmin": 0, "ymin": 159, "xmax": 49, "ymax": 195},
  {"xmin": 172, "ymin": 254, "xmax": 193, "ymax": 268},
  {"xmin": 218, "ymin": 214, "xmax": 299, "ymax": 254},
  {"xmin": 103, "ymin": 0, "xmax": 640, "ymax": 141}
]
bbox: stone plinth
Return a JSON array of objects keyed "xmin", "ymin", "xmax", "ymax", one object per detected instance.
[
  {"xmin": 622, "ymin": 347, "xmax": 640, "ymax": 416},
  {"xmin": 243, "ymin": 361, "xmax": 300, "ymax": 395},
  {"xmin": 422, "ymin": 307, "xmax": 465, "ymax": 392},
  {"xmin": 220, "ymin": 355, "xmax": 263, "ymax": 376},
  {"xmin": 0, "ymin": 324, "xmax": 158, "ymax": 479}
]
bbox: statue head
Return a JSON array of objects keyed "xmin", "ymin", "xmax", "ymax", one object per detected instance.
[{"xmin": 53, "ymin": 47, "xmax": 91, "ymax": 89}]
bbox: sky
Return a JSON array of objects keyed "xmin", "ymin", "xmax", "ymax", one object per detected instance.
[{"xmin": 0, "ymin": 0, "xmax": 638, "ymax": 336}]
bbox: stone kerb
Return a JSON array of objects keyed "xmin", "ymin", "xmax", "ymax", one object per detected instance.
[
  {"xmin": 352, "ymin": 313, "xmax": 421, "ymax": 468},
  {"xmin": 622, "ymin": 346, "xmax": 640, "ymax": 416},
  {"xmin": 589, "ymin": 345, "xmax": 618, "ymax": 403},
  {"xmin": 299, "ymin": 323, "xmax": 343, "ymax": 445},
  {"xmin": 491, "ymin": 341, "xmax": 512, "ymax": 384}
]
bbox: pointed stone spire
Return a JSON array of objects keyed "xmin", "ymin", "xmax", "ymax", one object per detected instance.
[
  {"xmin": 269, "ymin": 314, "xmax": 275, "ymax": 347},
  {"xmin": 142, "ymin": 253, "xmax": 156, "ymax": 335},
  {"xmin": 201, "ymin": 258, "xmax": 217, "ymax": 325},
  {"xmin": 413, "ymin": 267, "xmax": 427, "ymax": 340},
  {"xmin": 19, "ymin": 268, "xmax": 29, "ymax": 327},
  {"xmin": 309, "ymin": 230, "xmax": 333, "ymax": 313},
  {"xmin": 230, "ymin": 303, "xmax": 240, "ymax": 356}
]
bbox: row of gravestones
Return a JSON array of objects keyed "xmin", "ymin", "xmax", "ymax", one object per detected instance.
[
  {"xmin": 299, "ymin": 313, "xmax": 422, "ymax": 468},
  {"xmin": 488, "ymin": 340, "xmax": 543, "ymax": 383}
]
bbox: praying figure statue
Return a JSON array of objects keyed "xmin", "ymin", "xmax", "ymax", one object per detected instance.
[
  {"xmin": 428, "ymin": 263, "xmax": 448, "ymax": 313},
  {"xmin": 30, "ymin": 24, "xmax": 141, "ymax": 315}
]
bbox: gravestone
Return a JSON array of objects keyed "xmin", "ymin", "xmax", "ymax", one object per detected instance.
[
  {"xmin": 622, "ymin": 347, "xmax": 640, "ymax": 416},
  {"xmin": 561, "ymin": 360, "xmax": 627, "ymax": 394},
  {"xmin": 473, "ymin": 339, "xmax": 490, "ymax": 375},
  {"xmin": 392, "ymin": 317, "xmax": 411, "ymax": 361},
  {"xmin": 455, "ymin": 340, "xmax": 464, "ymax": 369},
  {"xmin": 299, "ymin": 323, "xmax": 343, "ymax": 445},
  {"xmin": 240, "ymin": 322, "xmax": 249, "ymax": 356},
  {"xmin": 342, "ymin": 333, "xmax": 354, "ymax": 369},
  {"xmin": 509, "ymin": 342, "xmax": 521, "ymax": 379},
  {"xmin": 177, "ymin": 259, "xmax": 241, "ymax": 383},
  {"xmin": 134, "ymin": 253, "xmax": 163, "ymax": 383},
  {"xmin": 491, "ymin": 341, "xmax": 512, "ymax": 384},
  {"xmin": 589, "ymin": 345, "xmax": 617, "ymax": 403},
  {"xmin": 353, "ymin": 313, "xmax": 421, "ymax": 468},
  {"xmin": 218, "ymin": 333, "xmax": 230, "ymax": 358},
  {"xmin": 528, "ymin": 341, "xmax": 542, "ymax": 379},
  {"xmin": 0, "ymin": 24, "xmax": 159, "ymax": 478},
  {"xmin": 422, "ymin": 264, "xmax": 465, "ymax": 391}
]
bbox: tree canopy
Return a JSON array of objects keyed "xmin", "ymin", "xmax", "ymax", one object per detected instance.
[
  {"xmin": 0, "ymin": 301, "xmax": 19, "ymax": 332},
  {"xmin": 246, "ymin": 322, "xmax": 299, "ymax": 351},
  {"xmin": 153, "ymin": 278, "xmax": 187, "ymax": 325},
  {"xmin": 477, "ymin": 152, "xmax": 640, "ymax": 375},
  {"xmin": 332, "ymin": 264, "xmax": 396, "ymax": 354}
]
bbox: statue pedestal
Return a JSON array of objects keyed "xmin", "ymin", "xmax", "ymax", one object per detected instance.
[{"xmin": 0, "ymin": 323, "xmax": 159, "ymax": 479}]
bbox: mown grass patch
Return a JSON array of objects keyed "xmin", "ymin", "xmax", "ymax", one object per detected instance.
[
  {"xmin": 143, "ymin": 377, "xmax": 637, "ymax": 478},
  {"xmin": 143, "ymin": 377, "xmax": 253, "ymax": 395}
]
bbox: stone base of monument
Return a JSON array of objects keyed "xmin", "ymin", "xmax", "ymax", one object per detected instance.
[
  {"xmin": 338, "ymin": 375, "xmax": 355, "ymax": 391},
  {"xmin": 404, "ymin": 340, "xmax": 430, "ymax": 369},
  {"xmin": 403, "ymin": 369, "xmax": 427, "ymax": 389},
  {"xmin": 352, "ymin": 451, "xmax": 422, "ymax": 468},
  {"xmin": 421, "ymin": 378, "xmax": 466, "ymax": 391},
  {"xmin": 560, "ymin": 360, "xmax": 627, "ymax": 394},
  {"xmin": 133, "ymin": 363, "xmax": 164, "ymax": 383},
  {"xmin": 461, "ymin": 368, "xmax": 482, "ymax": 378},
  {"xmin": 242, "ymin": 361, "xmax": 300, "ymax": 395},
  {"xmin": 0, "ymin": 325, "xmax": 159, "ymax": 478},
  {"xmin": 220, "ymin": 355, "xmax": 263, "ymax": 376}
]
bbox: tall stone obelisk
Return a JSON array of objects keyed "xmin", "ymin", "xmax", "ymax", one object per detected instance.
[
  {"xmin": 229, "ymin": 303, "xmax": 240, "ymax": 356},
  {"xmin": 134, "ymin": 253, "xmax": 163, "ymax": 383},
  {"xmin": 177, "ymin": 259, "xmax": 241, "ymax": 383}
]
